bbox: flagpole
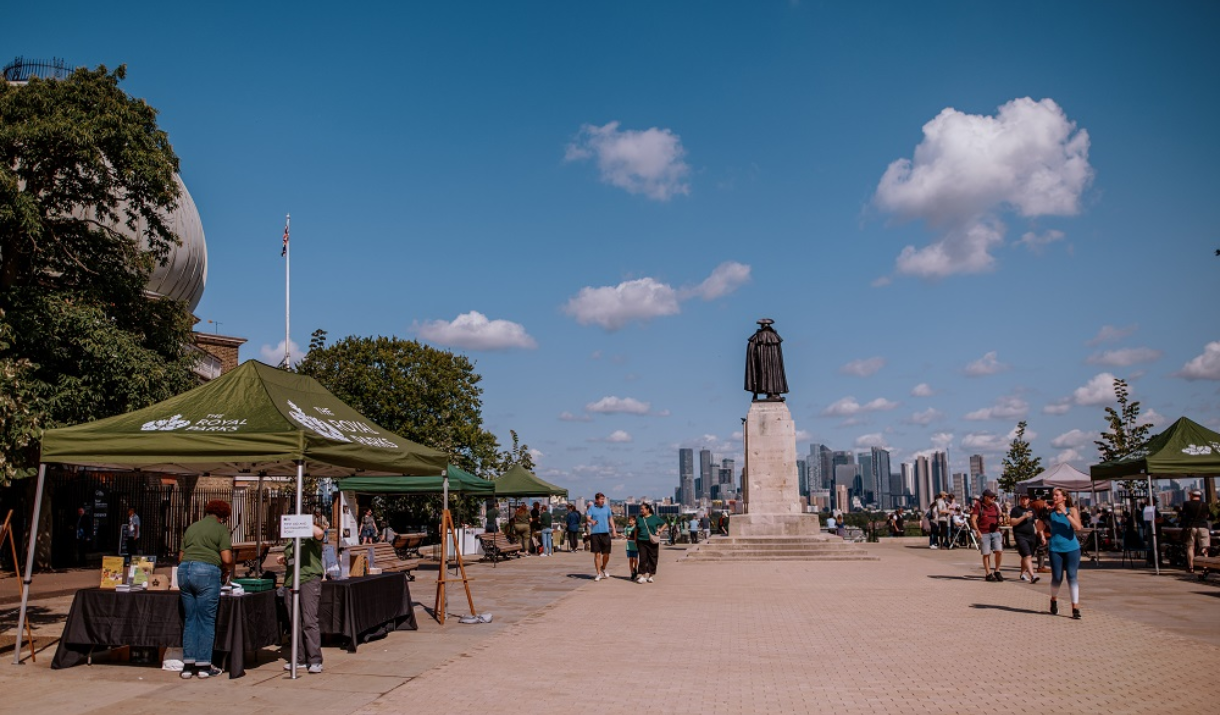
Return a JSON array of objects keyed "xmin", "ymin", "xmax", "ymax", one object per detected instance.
[{"xmin": 284, "ymin": 213, "xmax": 291, "ymax": 369}]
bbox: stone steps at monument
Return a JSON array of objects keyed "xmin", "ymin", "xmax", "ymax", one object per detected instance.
[
  {"xmin": 683, "ymin": 549, "xmax": 879, "ymax": 562},
  {"xmin": 682, "ymin": 539, "xmax": 880, "ymax": 561}
]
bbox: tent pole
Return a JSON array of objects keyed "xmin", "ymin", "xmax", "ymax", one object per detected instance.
[
  {"xmin": 255, "ymin": 473, "xmax": 265, "ymax": 576},
  {"xmin": 1089, "ymin": 479, "xmax": 1099, "ymax": 565},
  {"xmin": 290, "ymin": 461, "xmax": 303, "ymax": 678},
  {"xmin": 1148, "ymin": 473, "xmax": 1159, "ymax": 576},
  {"xmin": 12, "ymin": 463, "xmax": 46, "ymax": 665}
]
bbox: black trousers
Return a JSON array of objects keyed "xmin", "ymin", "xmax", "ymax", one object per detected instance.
[{"xmin": 636, "ymin": 539, "xmax": 659, "ymax": 576}]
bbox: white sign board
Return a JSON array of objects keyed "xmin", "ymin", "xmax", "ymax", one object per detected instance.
[{"xmin": 280, "ymin": 514, "xmax": 314, "ymax": 539}]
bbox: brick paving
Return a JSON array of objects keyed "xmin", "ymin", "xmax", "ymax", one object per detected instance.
[{"xmin": 2, "ymin": 539, "xmax": 1218, "ymax": 714}]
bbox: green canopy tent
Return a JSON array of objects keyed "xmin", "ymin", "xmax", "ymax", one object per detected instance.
[
  {"xmin": 493, "ymin": 463, "xmax": 568, "ymax": 498},
  {"xmin": 16, "ymin": 360, "xmax": 447, "ymax": 669},
  {"xmin": 336, "ymin": 465, "xmax": 493, "ymax": 496},
  {"xmin": 1090, "ymin": 416, "xmax": 1220, "ymax": 575}
]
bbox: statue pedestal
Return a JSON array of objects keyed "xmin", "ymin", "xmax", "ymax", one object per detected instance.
[{"xmin": 732, "ymin": 400, "xmax": 822, "ymax": 537}]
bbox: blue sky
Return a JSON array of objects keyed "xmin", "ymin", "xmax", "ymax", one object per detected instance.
[{"xmin": 7, "ymin": 1, "xmax": 1218, "ymax": 499}]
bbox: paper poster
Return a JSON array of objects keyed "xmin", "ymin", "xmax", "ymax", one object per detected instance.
[{"xmin": 100, "ymin": 556, "xmax": 125, "ymax": 589}]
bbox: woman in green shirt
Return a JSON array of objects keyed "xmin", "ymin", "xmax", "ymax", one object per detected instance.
[
  {"xmin": 634, "ymin": 502, "xmax": 667, "ymax": 583},
  {"xmin": 177, "ymin": 500, "xmax": 233, "ymax": 679}
]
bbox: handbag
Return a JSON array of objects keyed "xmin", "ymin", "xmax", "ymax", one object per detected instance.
[{"xmin": 644, "ymin": 517, "xmax": 660, "ymax": 544}]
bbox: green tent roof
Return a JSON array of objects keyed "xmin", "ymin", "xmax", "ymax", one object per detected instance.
[
  {"xmin": 493, "ymin": 463, "xmax": 567, "ymax": 497},
  {"xmin": 1090, "ymin": 416, "xmax": 1220, "ymax": 481},
  {"xmin": 40, "ymin": 360, "xmax": 448, "ymax": 477},
  {"xmin": 336, "ymin": 465, "xmax": 493, "ymax": 494}
]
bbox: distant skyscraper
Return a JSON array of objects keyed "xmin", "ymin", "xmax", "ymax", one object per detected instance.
[
  {"xmin": 857, "ymin": 451, "xmax": 872, "ymax": 500},
  {"xmin": 931, "ymin": 451, "xmax": 949, "ymax": 496},
  {"xmin": 835, "ymin": 484, "xmax": 850, "ymax": 513},
  {"xmin": 808, "ymin": 443, "xmax": 829, "ymax": 491},
  {"xmin": 870, "ymin": 447, "xmax": 891, "ymax": 508},
  {"xmin": 699, "ymin": 449, "xmax": 714, "ymax": 500},
  {"xmin": 953, "ymin": 472, "xmax": 968, "ymax": 498},
  {"xmin": 969, "ymin": 453, "xmax": 987, "ymax": 496},
  {"xmin": 679, "ymin": 448, "xmax": 694, "ymax": 506},
  {"xmin": 915, "ymin": 455, "xmax": 932, "ymax": 508},
  {"xmin": 721, "ymin": 458, "xmax": 735, "ymax": 491},
  {"xmin": 797, "ymin": 459, "xmax": 809, "ymax": 497}
]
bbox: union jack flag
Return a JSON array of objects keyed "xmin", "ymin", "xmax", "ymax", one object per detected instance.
[{"xmin": 281, "ymin": 221, "xmax": 289, "ymax": 257}]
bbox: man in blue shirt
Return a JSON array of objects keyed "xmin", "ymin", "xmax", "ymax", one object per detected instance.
[{"xmin": 585, "ymin": 493, "xmax": 616, "ymax": 581}]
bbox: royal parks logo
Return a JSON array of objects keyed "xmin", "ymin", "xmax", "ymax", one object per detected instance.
[{"xmin": 1181, "ymin": 443, "xmax": 1218, "ymax": 456}]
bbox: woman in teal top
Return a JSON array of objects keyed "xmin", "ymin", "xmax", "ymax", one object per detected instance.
[
  {"xmin": 634, "ymin": 503, "xmax": 667, "ymax": 583},
  {"xmin": 1046, "ymin": 487, "xmax": 1083, "ymax": 620}
]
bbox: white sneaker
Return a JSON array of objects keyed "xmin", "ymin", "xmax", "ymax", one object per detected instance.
[
  {"xmin": 307, "ymin": 663, "xmax": 323, "ymax": 674},
  {"xmin": 646, "ymin": 575, "xmax": 654, "ymax": 583},
  {"xmin": 929, "ymin": 545, "xmax": 938, "ymax": 549},
  {"xmin": 637, "ymin": 576, "xmax": 647, "ymax": 583},
  {"xmin": 594, "ymin": 573, "xmax": 602, "ymax": 582},
  {"xmin": 284, "ymin": 662, "xmax": 306, "ymax": 671}
]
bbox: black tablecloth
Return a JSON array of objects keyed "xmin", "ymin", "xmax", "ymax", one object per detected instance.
[
  {"xmin": 319, "ymin": 573, "xmax": 416, "ymax": 652},
  {"xmin": 51, "ymin": 588, "xmax": 279, "ymax": 678}
]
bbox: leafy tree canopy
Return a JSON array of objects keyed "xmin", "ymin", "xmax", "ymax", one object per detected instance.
[
  {"xmin": 296, "ymin": 333, "xmax": 530, "ymax": 478},
  {"xmin": 1093, "ymin": 377, "xmax": 1151, "ymax": 463},
  {"xmin": 999, "ymin": 420, "xmax": 1042, "ymax": 494},
  {"xmin": 0, "ymin": 65, "xmax": 198, "ymax": 483}
]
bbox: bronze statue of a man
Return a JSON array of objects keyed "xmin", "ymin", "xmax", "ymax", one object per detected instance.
[{"xmin": 745, "ymin": 318, "xmax": 788, "ymax": 401}]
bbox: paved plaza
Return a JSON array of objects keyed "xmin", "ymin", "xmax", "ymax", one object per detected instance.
[{"xmin": 2, "ymin": 539, "xmax": 1218, "ymax": 714}]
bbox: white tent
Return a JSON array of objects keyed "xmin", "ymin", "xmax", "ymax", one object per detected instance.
[{"xmin": 1018, "ymin": 463, "xmax": 1111, "ymax": 493}]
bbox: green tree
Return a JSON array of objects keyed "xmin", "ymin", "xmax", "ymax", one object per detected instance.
[
  {"xmin": 296, "ymin": 335, "xmax": 514, "ymax": 477},
  {"xmin": 0, "ymin": 65, "xmax": 198, "ymax": 483},
  {"xmin": 999, "ymin": 421, "xmax": 1042, "ymax": 494},
  {"xmin": 1093, "ymin": 377, "xmax": 1151, "ymax": 462}
]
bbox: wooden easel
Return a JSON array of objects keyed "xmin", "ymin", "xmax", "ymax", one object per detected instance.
[
  {"xmin": 1, "ymin": 510, "xmax": 37, "ymax": 662},
  {"xmin": 432, "ymin": 509, "xmax": 476, "ymax": 625}
]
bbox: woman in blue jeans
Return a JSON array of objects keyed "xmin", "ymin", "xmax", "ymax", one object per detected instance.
[
  {"xmin": 177, "ymin": 500, "xmax": 234, "ymax": 679},
  {"xmin": 1046, "ymin": 487, "xmax": 1083, "ymax": 620}
]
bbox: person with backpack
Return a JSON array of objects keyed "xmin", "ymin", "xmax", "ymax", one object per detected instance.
[
  {"xmin": 889, "ymin": 507, "xmax": 905, "ymax": 537},
  {"xmin": 934, "ymin": 492, "xmax": 951, "ymax": 549},
  {"xmin": 970, "ymin": 489, "xmax": 1005, "ymax": 581},
  {"xmin": 923, "ymin": 504, "xmax": 937, "ymax": 548},
  {"xmin": 564, "ymin": 503, "xmax": 582, "ymax": 552}
]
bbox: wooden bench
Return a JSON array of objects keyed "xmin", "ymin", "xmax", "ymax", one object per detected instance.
[
  {"xmin": 476, "ymin": 533, "xmax": 523, "ymax": 566},
  {"xmin": 230, "ymin": 542, "xmax": 271, "ymax": 578},
  {"xmin": 347, "ymin": 543, "xmax": 424, "ymax": 580},
  {"xmin": 391, "ymin": 532, "xmax": 427, "ymax": 559},
  {"xmin": 1194, "ymin": 555, "xmax": 1220, "ymax": 581}
]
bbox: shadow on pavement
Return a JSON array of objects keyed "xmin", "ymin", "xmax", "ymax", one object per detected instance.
[
  {"xmin": 926, "ymin": 574, "xmax": 984, "ymax": 581},
  {"xmin": 969, "ymin": 603, "xmax": 1046, "ymax": 616},
  {"xmin": 565, "ymin": 573, "xmax": 597, "ymax": 580}
]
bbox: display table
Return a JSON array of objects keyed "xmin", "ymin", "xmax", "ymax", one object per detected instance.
[
  {"xmin": 319, "ymin": 573, "xmax": 416, "ymax": 652},
  {"xmin": 51, "ymin": 588, "xmax": 278, "ymax": 678}
]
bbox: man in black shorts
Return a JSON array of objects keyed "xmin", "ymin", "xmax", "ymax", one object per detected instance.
[
  {"xmin": 585, "ymin": 492, "xmax": 616, "ymax": 581},
  {"xmin": 1010, "ymin": 493, "xmax": 1040, "ymax": 583}
]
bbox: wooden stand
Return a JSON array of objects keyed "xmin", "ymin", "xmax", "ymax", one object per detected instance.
[
  {"xmin": 433, "ymin": 509, "xmax": 476, "ymax": 624},
  {"xmin": 1, "ymin": 510, "xmax": 36, "ymax": 662}
]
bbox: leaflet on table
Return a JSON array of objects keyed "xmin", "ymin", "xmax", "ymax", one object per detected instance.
[{"xmin": 100, "ymin": 556, "xmax": 125, "ymax": 588}]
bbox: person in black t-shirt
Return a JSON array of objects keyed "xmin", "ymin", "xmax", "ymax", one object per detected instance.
[{"xmin": 1010, "ymin": 493, "xmax": 1040, "ymax": 584}]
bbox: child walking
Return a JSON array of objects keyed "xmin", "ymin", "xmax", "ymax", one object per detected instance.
[{"xmin": 625, "ymin": 516, "xmax": 639, "ymax": 580}]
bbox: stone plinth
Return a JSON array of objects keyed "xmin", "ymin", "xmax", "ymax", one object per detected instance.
[{"xmin": 732, "ymin": 400, "xmax": 822, "ymax": 538}]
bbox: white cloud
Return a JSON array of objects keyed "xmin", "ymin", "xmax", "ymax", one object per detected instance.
[
  {"xmin": 565, "ymin": 121, "xmax": 691, "ymax": 201},
  {"xmin": 604, "ymin": 430, "xmax": 633, "ymax": 443},
  {"xmin": 871, "ymin": 276, "xmax": 892, "ymax": 288},
  {"xmin": 415, "ymin": 311, "xmax": 537, "ymax": 351},
  {"xmin": 682, "ymin": 261, "xmax": 751, "ymax": 300},
  {"xmin": 1143, "ymin": 408, "xmax": 1169, "ymax": 428},
  {"xmin": 1173, "ymin": 341, "xmax": 1220, "ymax": 380},
  {"xmin": 962, "ymin": 425, "xmax": 1036, "ymax": 453},
  {"xmin": 822, "ymin": 396, "xmax": 900, "ymax": 417},
  {"xmin": 1087, "ymin": 324, "xmax": 1137, "ymax": 346},
  {"xmin": 260, "ymin": 338, "xmax": 304, "ymax": 367},
  {"xmin": 965, "ymin": 395, "xmax": 1029, "ymax": 421},
  {"xmin": 964, "ymin": 351, "xmax": 1010, "ymax": 377},
  {"xmin": 911, "ymin": 383, "xmax": 935, "ymax": 397},
  {"xmin": 1085, "ymin": 347, "xmax": 1162, "ymax": 367},
  {"xmin": 908, "ymin": 408, "xmax": 944, "ymax": 426},
  {"xmin": 586, "ymin": 396, "xmax": 651, "ymax": 415},
  {"xmin": 840, "ymin": 357, "xmax": 886, "ymax": 377},
  {"xmin": 1051, "ymin": 429, "xmax": 1095, "ymax": 449},
  {"xmin": 1072, "ymin": 372, "xmax": 1119, "ymax": 406},
  {"xmin": 563, "ymin": 277, "xmax": 680, "ymax": 330},
  {"xmin": 874, "ymin": 97, "xmax": 1092, "ymax": 278},
  {"xmin": 854, "ymin": 433, "xmax": 890, "ymax": 449},
  {"xmin": 1042, "ymin": 399, "xmax": 1072, "ymax": 415},
  {"xmin": 931, "ymin": 432, "xmax": 955, "ymax": 450},
  {"xmin": 558, "ymin": 411, "xmax": 592, "ymax": 422},
  {"xmin": 564, "ymin": 262, "xmax": 750, "ymax": 331},
  {"xmin": 1055, "ymin": 448, "xmax": 1083, "ymax": 465},
  {"xmin": 1016, "ymin": 229, "xmax": 1065, "ymax": 252}
]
